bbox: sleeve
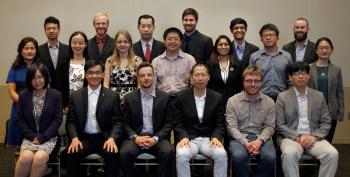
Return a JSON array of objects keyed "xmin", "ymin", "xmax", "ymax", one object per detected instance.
[
  {"xmin": 225, "ymin": 97, "xmax": 248, "ymax": 145},
  {"xmin": 109, "ymin": 92, "xmax": 123, "ymax": 139},
  {"xmin": 6, "ymin": 68, "xmax": 16, "ymax": 83},
  {"xmin": 275, "ymin": 94, "xmax": 298, "ymax": 140},
  {"xmin": 257, "ymin": 100, "xmax": 275, "ymax": 142},
  {"xmin": 311, "ymin": 95, "xmax": 331, "ymax": 139},
  {"xmin": 65, "ymin": 95, "xmax": 79, "ymax": 140},
  {"xmin": 173, "ymin": 97, "xmax": 189, "ymax": 141},
  {"xmin": 122, "ymin": 96, "xmax": 137, "ymax": 138},
  {"xmin": 210, "ymin": 94, "xmax": 226, "ymax": 141},
  {"xmin": 15, "ymin": 93, "xmax": 37, "ymax": 141},
  {"xmin": 336, "ymin": 68, "xmax": 344, "ymax": 121}
]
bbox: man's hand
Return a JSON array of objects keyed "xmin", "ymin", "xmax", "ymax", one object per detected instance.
[
  {"xmin": 135, "ymin": 136, "xmax": 150, "ymax": 149},
  {"xmin": 210, "ymin": 138, "xmax": 223, "ymax": 148},
  {"xmin": 298, "ymin": 135, "xmax": 316, "ymax": 149},
  {"xmin": 177, "ymin": 138, "xmax": 190, "ymax": 148},
  {"xmin": 68, "ymin": 137, "xmax": 83, "ymax": 154},
  {"xmin": 250, "ymin": 139, "xmax": 263, "ymax": 156},
  {"xmin": 32, "ymin": 137, "xmax": 40, "ymax": 145},
  {"xmin": 103, "ymin": 137, "xmax": 118, "ymax": 153},
  {"xmin": 143, "ymin": 137, "xmax": 157, "ymax": 149}
]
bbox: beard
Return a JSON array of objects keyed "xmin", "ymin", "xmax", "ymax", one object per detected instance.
[{"xmin": 294, "ymin": 32, "xmax": 308, "ymax": 42}]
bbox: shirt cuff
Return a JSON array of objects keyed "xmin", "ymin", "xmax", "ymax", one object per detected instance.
[{"xmin": 152, "ymin": 136, "xmax": 159, "ymax": 143}]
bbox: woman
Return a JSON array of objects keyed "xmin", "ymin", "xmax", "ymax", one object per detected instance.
[
  {"xmin": 308, "ymin": 37, "xmax": 344, "ymax": 143},
  {"xmin": 206, "ymin": 35, "xmax": 242, "ymax": 103},
  {"xmin": 57, "ymin": 31, "xmax": 88, "ymax": 111},
  {"xmin": 15, "ymin": 63, "xmax": 63, "ymax": 177},
  {"xmin": 103, "ymin": 30, "xmax": 142, "ymax": 100},
  {"xmin": 6, "ymin": 37, "xmax": 41, "ymax": 147}
]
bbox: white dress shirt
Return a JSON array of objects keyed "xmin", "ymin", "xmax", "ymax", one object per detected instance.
[
  {"xmin": 194, "ymin": 89, "xmax": 206, "ymax": 123},
  {"xmin": 295, "ymin": 87, "xmax": 311, "ymax": 134}
]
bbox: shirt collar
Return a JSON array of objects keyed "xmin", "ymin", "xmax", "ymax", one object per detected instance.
[
  {"xmin": 140, "ymin": 88, "xmax": 156, "ymax": 98},
  {"xmin": 96, "ymin": 35, "xmax": 108, "ymax": 42},
  {"xmin": 262, "ymin": 48, "xmax": 283, "ymax": 56},
  {"xmin": 48, "ymin": 41, "xmax": 59, "ymax": 48},
  {"xmin": 238, "ymin": 90, "xmax": 262, "ymax": 102},
  {"xmin": 194, "ymin": 88, "xmax": 206, "ymax": 101},
  {"xmin": 293, "ymin": 87, "xmax": 309, "ymax": 97},
  {"xmin": 88, "ymin": 85, "xmax": 101, "ymax": 96},
  {"xmin": 141, "ymin": 38, "xmax": 154, "ymax": 48},
  {"xmin": 233, "ymin": 40, "xmax": 246, "ymax": 49},
  {"xmin": 295, "ymin": 39, "xmax": 308, "ymax": 48},
  {"xmin": 163, "ymin": 50, "xmax": 185, "ymax": 60},
  {"xmin": 184, "ymin": 29, "xmax": 197, "ymax": 37}
]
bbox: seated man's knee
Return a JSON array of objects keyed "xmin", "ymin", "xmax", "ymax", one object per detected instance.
[
  {"xmin": 176, "ymin": 147, "xmax": 192, "ymax": 163},
  {"xmin": 281, "ymin": 147, "xmax": 301, "ymax": 160},
  {"xmin": 213, "ymin": 148, "xmax": 227, "ymax": 160}
]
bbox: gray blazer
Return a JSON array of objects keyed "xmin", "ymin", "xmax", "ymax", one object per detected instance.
[
  {"xmin": 275, "ymin": 87, "xmax": 331, "ymax": 144},
  {"xmin": 308, "ymin": 63, "xmax": 344, "ymax": 121}
]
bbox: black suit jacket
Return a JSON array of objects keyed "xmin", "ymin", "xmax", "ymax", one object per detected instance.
[
  {"xmin": 38, "ymin": 42, "xmax": 69, "ymax": 89},
  {"xmin": 181, "ymin": 30, "xmax": 213, "ymax": 64},
  {"xmin": 206, "ymin": 59, "xmax": 243, "ymax": 103},
  {"xmin": 66, "ymin": 87, "xmax": 123, "ymax": 140},
  {"xmin": 173, "ymin": 88, "xmax": 226, "ymax": 142},
  {"xmin": 123, "ymin": 89, "xmax": 172, "ymax": 141},
  {"xmin": 88, "ymin": 35, "xmax": 115, "ymax": 64},
  {"xmin": 232, "ymin": 41, "xmax": 259, "ymax": 71},
  {"xmin": 55, "ymin": 58, "xmax": 72, "ymax": 108},
  {"xmin": 282, "ymin": 40, "xmax": 316, "ymax": 63},
  {"xmin": 133, "ymin": 39, "xmax": 165, "ymax": 63}
]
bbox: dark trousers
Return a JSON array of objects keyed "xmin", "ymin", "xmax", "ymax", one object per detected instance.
[
  {"xmin": 119, "ymin": 139, "xmax": 173, "ymax": 177},
  {"xmin": 66, "ymin": 133, "xmax": 119, "ymax": 177}
]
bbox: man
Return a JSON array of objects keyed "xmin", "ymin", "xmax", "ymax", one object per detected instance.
[
  {"xmin": 38, "ymin": 16, "xmax": 69, "ymax": 89},
  {"xmin": 276, "ymin": 62, "xmax": 338, "ymax": 177},
  {"xmin": 88, "ymin": 12, "xmax": 115, "ymax": 64},
  {"xmin": 282, "ymin": 17, "xmax": 316, "ymax": 63},
  {"xmin": 133, "ymin": 14, "xmax": 165, "ymax": 63},
  {"xmin": 249, "ymin": 23, "xmax": 293, "ymax": 101},
  {"xmin": 181, "ymin": 8, "xmax": 213, "ymax": 64},
  {"xmin": 226, "ymin": 65, "xmax": 276, "ymax": 177},
  {"xmin": 230, "ymin": 18, "xmax": 259, "ymax": 71},
  {"xmin": 65, "ymin": 60, "xmax": 122, "ymax": 177},
  {"xmin": 174, "ymin": 64, "xmax": 227, "ymax": 177},
  {"xmin": 120, "ymin": 63, "xmax": 173, "ymax": 177},
  {"xmin": 152, "ymin": 27, "xmax": 196, "ymax": 94}
]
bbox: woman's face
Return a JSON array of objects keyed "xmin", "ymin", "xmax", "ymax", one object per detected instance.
[
  {"xmin": 116, "ymin": 34, "xmax": 130, "ymax": 55},
  {"xmin": 216, "ymin": 38, "xmax": 230, "ymax": 56},
  {"xmin": 317, "ymin": 40, "xmax": 333, "ymax": 61},
  {"xmin": 21, "ymin": 42, "xmax": 36, "ymax": 61},
  {"xmin": 71, "ymin": 34, "xmax": 87, "ymax": 56},
  {"xmin": 32, "ymin": 70, "xmax": 45, "ymax": 91}
]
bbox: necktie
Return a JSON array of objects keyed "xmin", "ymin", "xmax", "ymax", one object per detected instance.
[
  {"xmin": 236, "ymin": 45, "xmax": 243, "ymax": 61},
  {"xmin": 145, "ymin": 43, "xmax": 151, "ymax": 63},
  {"xmin": 184, "ymin": 35, "xmax": 191, "ymax": 53}
]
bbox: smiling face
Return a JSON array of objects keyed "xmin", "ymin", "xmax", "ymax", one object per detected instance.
[
  {"xmin": 93, "ymin": 14, "xmax": 109, "ymax": 37},
  {"xmin": 21, "ymin": 42, "xmax": 37, "ymax": 61},
  {"xmin": 115, "ymin": 33, "xmax": 131, "ymax": 55},
  {"xmin": 316, "ymin": 40, "xmax": 333, "ymax": 62},
  {"xmin": 190, "ymin": 65, "xmax": 210, "ymax": 89},
  {"xmin": 71, "ymin": 34, "xmax": 87, "ymax": 56},
  {"xmin": 293, "ymin": 19, "xmax": 309, "ymax": 42},
  {"xmin": 261, "ymin": 29, "xmax": 279, "ymax": 49},
  {"xmin": 31, "ymin": 70, "xmax": 45, "ymax": 91},
  {"xmin": 44, "ymin": 23, "xmax": 60, "ymax": 41},
  {"xmin": 138, "ymin": 66, "xmax": 154, "ymax": 89},
  {"xmin": 182, "ymin": 14, "xmax": 197, "ymax": 33},
  {"xmin": 231, "ymin": 23, "xmax": 246, "ymax": 41},
  {"xmin": 85, "ymin": 65, "xmax": 104, "ymax": 89},
  {"xmin": 217, "ymin": 38, "xmax": 231, "ymax": 56},
  {"xmin": 243, "ymin": 74, "xmax": 262, "ymax": 96},
  {"xmin": 164, "ymin": 32, "xmax": 181, "ymax": 53}
]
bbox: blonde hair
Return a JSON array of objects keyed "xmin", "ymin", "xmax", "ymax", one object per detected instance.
[{"xmin": 93, "ymin": 12, "xmax": 109, "ymax": 24}]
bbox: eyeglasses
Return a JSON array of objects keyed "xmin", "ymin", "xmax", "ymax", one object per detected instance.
[
  {"xmin": 317, "ymin": 46, "xmax": 331, "ymax": 51},
  {"xmin": 86, "ymin": 71, "xmax": 103, "ymax": 77},
  {"xmin": 292, "ymin": 71, "xmax": 308, "ymax": 77},
  {"xmin": 262, "ymin": 33, "xmax": 277, "ymax": 38},
  {"xmin": 244, "ymin": 79, "xmax": 261, "ymax": 84}
]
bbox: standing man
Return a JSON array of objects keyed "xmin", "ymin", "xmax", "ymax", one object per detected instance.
[
  {"xmin": 229, "ymin": 18, "xmax": 259, "ymax": 71},
  {"xmin": 276, "ymin": 62, "xmax": 338, "ymax": 177},
  {"xmin": 249, "ymin": 23, "xmax": 293, "ymax": 101},
  {"xmin": 181, "ymin": 8, "xmax": 213, "ymax": 64},
  {"xmin": 133, "ymin": 14, "xmax": 165, "ymax": 63},
  {"xmin": 152, "ymin": 27, "xmax": 196, "ymax": 94},
  {"xmin": 226, "ymin": 65, "xmax": 276, "ymax": 177},
  {"xmin": 88, "ymin": 12, "xmax": 115, "ymax": 64},
  {"xmin": 120, "ymin": 63, "xmax": 173, "ymax": 177},
  {"xmin": 38, "ymin": 16, "xmax": 69, "ymax": 89},
  {"xmin": 65, "ymin": 60, "xmax": 123, "ymax": 177},
  {"xmin": 283, "ymin": 17, "xmax": 316, "ymax": 63}
]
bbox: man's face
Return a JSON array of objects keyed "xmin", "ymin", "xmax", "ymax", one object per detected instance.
[
  {"xmin": 165, "ymin": 32, "xmax": 181, "ymax": 53},
  {"xmin": 231, "ymin": 24, "xmax": 246, "ymax": 41},
  {"xmin": 261, "ymin": 29, "xmax": 279, "ymax": 48},
  {"xmin": 85, "ymin": 65, "xmax": 104, "ymax": 88},
  {"xmin": 190, "ymin": 66, "xmax": 210, "ymax": 89},
  {"xmin": 243, "ymin": 74, "xmax": 262, "ymax": 96},
  {"xmin": 182, "ymin": 14, "xmax": 197, "ymax": 33},
  {"xmin": 293, "ymin": 20, "xmax": 309, "ymax": 42},
  {"xmin": 93, "ymin": 15, "xmax": 109, "ymax": 37},
  {"xmin": 289, "ymin": 71, "xmax": 310, "ymax": 88},
  {"xmin": 138, "ymin": 67, "xmax": 154, "ymax": 89},
  {"xmin": 137, "ymin": 18, "xmax": 155, "ymax": 41},
  {"xmin": 44, "ymin": 23, "xmax": 60, "ymax": 41}
]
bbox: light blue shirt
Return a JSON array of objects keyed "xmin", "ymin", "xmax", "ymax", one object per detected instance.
[
  {"xmin": 84, "ymin": 85, "xmax": 102, "ymax": 134},
  {"xmin": 140, "ymin": 89, "xmax": 156, "ymax": 134},
  {"xmin": 295, "ymin": 40, "xmax": 308, "ymax": 62},
  {"xmin": 48, "ymin": 42, "xmax": 59, "ymax": 69},
  {"xmin": 234, "ymin": 40, "xmax": 246, "ymax": 61}
]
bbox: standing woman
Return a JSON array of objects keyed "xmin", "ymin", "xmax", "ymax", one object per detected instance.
[
  {"xmin": 6, "ymin": 37, "xmax": 41, "ymax": 147},
  {"xmin": 15, "ymin": 63, "xmax": 63, "ymax": 177},
  {"xmin": 57, "ymin": 31, "xmax": 88, "ymax": 112},
  {"xmin": 206, "ymin": 35, "xmax": 242, "ymax": 103},
  {"xmin": 104, "ymin": 30, "xmax": 142, "ymax": 101},
  {"xmin": 308, "ymin": 37, "xmax": 344, "ymax": 143}
]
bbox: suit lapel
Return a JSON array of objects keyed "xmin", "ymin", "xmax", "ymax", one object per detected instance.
[
  {"xmin": 95, "ymin": 87, "xmax": 106, "ymax": 116},
  {"xmin": 290, "ymin": 88, "xmax": 299, "ymax": 119},
  {"xmin": 307, "ymin": 89, "xmax": 313, "ymax": 122},
  {"xmin": 327, "ymin": 64, "xmax": 334, "ymax": 101},
  {"xmin": 150, "ymin": 40, "xmax": 158, "ymax": 59},
  {"xmin": 303, "ymin": 40, "xmax": 313, "ymax": 62},
  {"xmin": 44, "ymin": 44, "xmax": 55, "ymax": 71},
  {"xmin": 188, "ymin": 89, "xmax": 200, "ymax": 123},
  {"xmin": 136, "ymin": 90, "xmax": 144, "ymax": 127},
  {"xmin": 310, "ymin": 64, "xmax": 319, "ymax": 89},
  {"xmin": 137, "ymin": 41, "xmax": 146, "ymax": 59},
  {"xmin": 82, "ymin": 88, "xmax": 88, "ymax": 124},
  {"xmin": 202, "ymin": 90, "xmax": 211, "ymax": 123},
  {"xmin": 152, "ymin": 90, "xmax": 158, "ymax": 127},
  {"xmin": 290, "ymin": 41, "xmax": 297, "ymax": 61}
]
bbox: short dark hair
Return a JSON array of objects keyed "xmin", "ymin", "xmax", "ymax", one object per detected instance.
[
  {"xmin": 163, "ymin": 27, "xmax": 183, "ymax": 41},
  {"xmin": 316, "ymin": 37, "xmax": 334, "ymax": 50},
  {"xmin": 68, "ymin": 31, "xmax": 89, "ymax": 59},
  {"xmin": 230, "ymin": 18, "xmax": 247, "ymax": 30},
  {"xmin": 182, "ymin": 8, "xmax": 198, "ymax": 21},
  {"xmin": 138, "ymin": 14, "xmax": 155, "ymax": 26},
  {"xmin": 137, "ymin": 62, "xmax": 154, "ymax": 75},
  {"xmin": 84, "ymin": 59, "xmax": 105, "ymax": 73},
  {"xmin": 190, "ymin": 63, "xmax": 209, "ymax": 75},
  {"xmin": 259, "ymin": 23, "xmax": 279, "ymax": 37},
  {"xmin": 287, "ymin": 62, "xmax": 310, "ymax": 76},
  {"xmin": 12, "ymin": 37, "xmax": 40, "ymax": 69},
  {"xmin": 26, "ymin": 63, "xmax": 50, "ymax": 91},
  {"xmin": 44, "ymin": 16, "xmax": 60, "ymax": 28}
]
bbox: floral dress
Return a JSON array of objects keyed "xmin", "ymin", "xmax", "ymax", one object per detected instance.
[{"xmin": 69, "ymin": 62, "xmax": 85, "ymax": 95}]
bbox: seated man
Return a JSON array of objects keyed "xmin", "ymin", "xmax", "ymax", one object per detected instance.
[
  {"xmin": 226, "ymin": 65, "xmax": 276, "ymax": 177},
  {"xmin": 120, "ymin": 62, "xmax": 173, "ymax": 177},
  {"xmin": 174, "ymin": 64, "xmax": 227, "ymax": 177},
  {"xmin": 276, "ymin": 62, "xmax": 338, "ymax": 177},
  {"xmin": 65, "ymin": 60, "xmax": 123, "ymax": 177}
]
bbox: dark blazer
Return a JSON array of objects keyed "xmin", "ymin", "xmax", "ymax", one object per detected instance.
[
  {"xmin": 282, "ymin": 40, "xmax": 316, "ymax": 63},
  {"xmin": 55, "ymin": 58, "xmax": 70, "ymax": 108},
  {"xmin": 123, "ymin": 89, "xmax": 172, "ymax": 141},
  {"xmin": 206, "ymin": 59, "xmax": 243, "ymax": 103},
  {"xmin": 133, "ymin": 39, "xmax": 165, "ymax": 63},
  {"xmin": 232, "ymin": 41, "xmax": 259, "ymax": 71},
  {"xmin": 66, "ymin": 87, "xmax": 123, "ymax": 140},
  {"xmin": 181, "ymin": 30, "xmax": 213, "ymax": 64},
  {"xmin": 38, "ymin": 42, "xmax": 69, "ymax": 89},
  {"xmin": 16, "ymin": 89, "xmax": 63, "ymax": 144},
  {"xmin": 88, "ymin": 35, "xmax": 115, "ymax": 64},
  {"xmin": 308, "ymin": 63, "xmax": 344, "ymax": 121},
  {"xmin": 173, "ymin": 88, "xmax": 226, "ymax": 142}
]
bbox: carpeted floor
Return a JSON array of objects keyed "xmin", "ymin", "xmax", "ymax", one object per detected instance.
[{"xmin": 1, "ymin": 144, "xmax": 349, "ymax": 177}]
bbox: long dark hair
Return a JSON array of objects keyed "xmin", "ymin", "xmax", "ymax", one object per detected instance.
[
  {"xmin": 68, "ymin": 31, "xmax": 89, "ymax": 59},
  {"xmin": 209, "ymin": 35, "xmax": 236, "ymax": 64},
  {"xmin": 11, "ymin": 37, "xmax": 40, "ymax": 69},
  {"xmin": 315, "ymin": 37, "xmax": 334, "ymax": 61}
]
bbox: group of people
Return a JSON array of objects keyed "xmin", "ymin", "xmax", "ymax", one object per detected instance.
[{"xmin": 6, "ymin": 7, "xmax": 343, "ymax": 177}]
